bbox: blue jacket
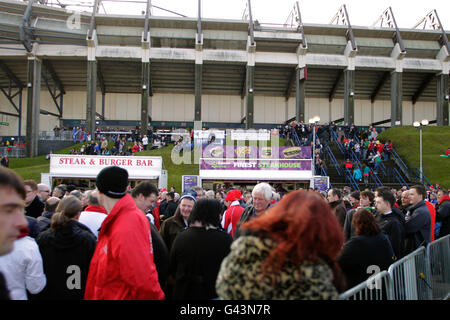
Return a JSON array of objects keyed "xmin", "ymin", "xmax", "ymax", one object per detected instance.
[
  {"xmin": 404, "ymin": 200, "xmax": 431, "ymax": 254},
  {"xmin": 353, "ymin": 168, "xmax": 362, "ymax": 180}
]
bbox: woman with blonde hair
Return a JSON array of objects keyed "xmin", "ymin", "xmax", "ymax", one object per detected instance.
[
  {"xmin": 216, "ymin": 190, "xmax": 346, "ymax": 300},
  {"xmin": 36, "ymin": 196, "xmax": 96, "ymax": 300}
]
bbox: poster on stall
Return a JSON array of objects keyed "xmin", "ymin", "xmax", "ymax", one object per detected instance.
[
  {"xmin": 310, "ymin": 176, "xmax": 330, "ymax": 192},
  {"xmin": 182, "ymin": 175, "xmax": 201, "ymax": 194},
  {"xmin": 201, "ymin": 145, "xmax": 311, "ymax": 160}
]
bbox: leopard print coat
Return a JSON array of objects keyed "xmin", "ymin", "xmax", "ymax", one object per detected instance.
[{"xmin": 215, "ymin": 235, "xmax": 339, "ymax": 300}]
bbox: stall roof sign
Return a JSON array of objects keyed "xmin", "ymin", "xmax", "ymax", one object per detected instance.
[
  {"xmin": 199, "ymin": 158, "xmax": 312, "ymax": 181},
  {"xmin": 50, "ymin": 154, "xmax": 163, "ymax": 180}
]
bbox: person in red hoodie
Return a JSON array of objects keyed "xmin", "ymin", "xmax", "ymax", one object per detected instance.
[
  {"xmin": 424, "ymin": 198, "xmax": 436, "ymax": 242},
  {"xmin": 84, "ymin": 166, "xmax": 164, "ymax": 300},
  {"xmin": 221, "ymin": 189, "xmax": 244, "ymax": 238}
]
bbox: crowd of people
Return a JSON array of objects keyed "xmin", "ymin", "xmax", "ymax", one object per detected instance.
[
  {"xmin": 280, "ymin": 121, "xmax": 396, "ymax": 186},
  {"xmin": 0, "ymin": 165, "xmax": 448, "ymax": 300}
]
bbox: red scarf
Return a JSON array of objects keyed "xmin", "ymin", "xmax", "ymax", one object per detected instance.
[
  {"xmin": 84, "ymin": 205, "xmax": 107, "ymax": 214},
  {"xmin": 17, "ymin": 227, "xmax": 29, "ymax": 239}
]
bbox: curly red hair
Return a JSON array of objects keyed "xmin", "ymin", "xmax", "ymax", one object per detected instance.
[{"xmin": 242, "ymin": 190, "xmax": 345, "ymax": 288}]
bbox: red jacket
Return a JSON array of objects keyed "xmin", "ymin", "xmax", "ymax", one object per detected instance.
[
  {"xmin": 222, "ymin": 201, "xmax": 244, "ymax": 238},
  {"xmin": 84, "ymin": 194, "xmax": 164, "ymax": 300},
  {"xmin": 425, "ymin": 200, "xmax": 436, "ymax": 242}
]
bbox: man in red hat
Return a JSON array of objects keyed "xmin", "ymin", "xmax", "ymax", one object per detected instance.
[{"xmin": 221, "ymin": 189, "xmax": 244, "ymax": 238}]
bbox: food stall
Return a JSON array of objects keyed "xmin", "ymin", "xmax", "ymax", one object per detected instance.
[
  {"xmin": 41, "ymin": 154, "xmax": 167, "ymax": 191},
  {"xmin": 199, "ymin": 145, "xmax": 313, "ymax": 192}
]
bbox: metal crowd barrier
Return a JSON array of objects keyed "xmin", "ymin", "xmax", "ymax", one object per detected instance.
[
  {"xmin": 388, "ymin": 246, "xmax": 432, "ymax": 300},
  {"xmin": 339, "ymin": 236, "xmax": 450, "ymax": 300},
  {"xmin": 339, "ymin": 271, "xmax": 393, "ymax": 300},
  {"xmin": 0, "ymin": 146, "xmax": 25, "ymax": 158},
  {"xmin": 426, "ymin": 235, "xmax": 450, "ymax": 300}
]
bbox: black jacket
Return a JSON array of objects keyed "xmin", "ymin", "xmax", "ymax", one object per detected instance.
[
  {"xmin": 159, "ymin": 200, "xmax": 168, "ymax": 218},
  {"xmin": 435, "ymin": 198, "xmax": 450, "ymax": 238},
  {"xmin": 149, "ymin": 222, "xmax": 169, "ymax": 290},
  {"xmin": 25, "ymin": 216, "xmax": 41, "ymax": 239},
  {"xmin": 404, "ymin": 200, "xmax": 431, "ymax": 254},
  {"xmin": 160, "ymin": 214, "xmax": 187, "ymax": 252},
  {"xmin": 329, "ymin": 200, "xmax": 347, "ymax": 229},
  {"xmin": 37, "ymin": 211, "xmax": 56, "ymax": 232},
  {"xmin": 164, "ymin": 201, "xmax": 178, "ymax": 219},
  {"xmin": 169, "ymin": 227, "xmax": 232, "ymax": 300},
  {"xmin": 36, "ymin": 220, "xmax": 97, "ymax": 300},
  {"xmin": 0, "ymin": 272, "xmax": 10, "ymax": 300},
  {"xmin": 25, "ymin": 196, "xmax": 44, "ymax": 219},
  {"xmin": 377, "ymin": 208, "xmax": 406, "ymax": 259},
  {"xmin": 338, "ymin": 233, "xmax": 395, "ymax": 289}
]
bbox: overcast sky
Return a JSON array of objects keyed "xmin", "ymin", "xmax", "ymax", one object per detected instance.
[{"xmin": 88, "ymin": 0, "xmax": 450, "ymax": 30}]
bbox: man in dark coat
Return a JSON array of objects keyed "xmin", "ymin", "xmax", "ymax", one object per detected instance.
[
  {"xmin": 24, "ymin": 180, "xmax": 44, "ymax": 219},
  {"xmin": 164, "ymin": 192, "xmax": 178, "ymax": 219},
  {"xmin": 37, "ymin": 197, "xmax": 60, "ymax": 232},
  {"xmin": 374, "ymin": 188, "xmax": 406, "ymax": 259},
  {"xmin": 131, "ymin": 181, "xmax": 169, "ymax": 291},
  {"xmin": 404, "ymin": 185, "xmax": 431, "ymax": 254},
  {"xmin": 235, "ymin": 183, "xmax": 273, "ymax": 238},
  {"xmin": 327, "ymin": 188, "xmax": 347, "ymax": 229},
  {"xmin": 435, "ymin": 188, "xmax": 450, "ymax": 238}
]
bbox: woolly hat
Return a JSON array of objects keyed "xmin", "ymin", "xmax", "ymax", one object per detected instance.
[
  {"xmin": 179, "ymin": 194, "xmax": 197, "ymax": 203},
  {"xmin": 96, "ymin": 166, "xmax": 128, "ymax": 199},
  {"xmin": 225, "ymin": 189, "xmax": 242, "ymax": 202}
]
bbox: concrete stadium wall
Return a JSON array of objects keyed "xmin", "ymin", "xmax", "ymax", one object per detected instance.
[{"xmin": 0, "ymin": 90, "xmax": 444, "ymax": 137}]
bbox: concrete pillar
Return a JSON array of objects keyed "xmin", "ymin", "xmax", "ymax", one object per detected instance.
[
  {"xmin": 391, "ymin": 71, "xmax": 403, "ymax": 126},
  {"xmin": 195, "ymin": 63, "xmax": 202, "ymax": 121},
  {"xmin": 344, "ymin": 69, "xmax": 355, "ymax": 125},
  {"xmin": 296, "ymin": 67, "xmax": 306, "ymax": 122},
  {"xmin": 86, "ymin": 60, "xmax": 97, "ymax": 136},
  {"xmin": 245, "ymin": 65, "xmax": 255, "ymax": 129},
  {"xmin": 26, "ymin": 57, "xmax": 40, "ymax": 158},
  {"xmin": 141, "ymin": 61, "xmax": 150, "ymax": 132},
  {"xmin": 437, "ymin": 73, "xmax": 449, "ymax": 126}
]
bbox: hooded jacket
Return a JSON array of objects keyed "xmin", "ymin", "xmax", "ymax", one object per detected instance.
[
  {"xmin": 84, "ymin": 194, "xmax": 164, "ymax": 300},
  {"xmin": 404, "ymin": 200, "xmax": 431, "ymax": 254},
  {"xmin": 36, "ymin": 220, "xmax": 97, "ymax": 300},
  {"xmin": 435, "ymin": 195, "xmax": 450, "ymax": 238}
]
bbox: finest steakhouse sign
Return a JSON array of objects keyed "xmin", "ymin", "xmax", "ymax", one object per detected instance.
[{"xmin": 50, "ymin": 154, "xmax": 163, "ymax": 180}]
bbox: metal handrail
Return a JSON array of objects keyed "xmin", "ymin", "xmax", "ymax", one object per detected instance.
[
  {"xmin": 369, "ymin": 168, "xmax": 384, "ymax": 187},
  {"xmin": 393, "ymin": 167, "xmax": 409, "ymax": 188},
  {"xmin": 345, "ymin": 168, "xmax": 360, "ymax": 191},
  {"xmin": 412, "ymin": 168, "xmax": 432, "ymax": 188},
  {"xmin": 324, "ymin": 144, "xmax": 342, "ymax": 176},
  {"xmin": 331, "ymin": 130, "xmax": 344, "ymax": 155},
  {"xmin": 291, "ymin": 127, "xmax": 301, "ymax": 146}
]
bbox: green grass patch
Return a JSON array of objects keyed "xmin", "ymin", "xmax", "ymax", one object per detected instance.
[{"xmin": 378, "ymin": 126, "xmax": 450, "ymax": 189}]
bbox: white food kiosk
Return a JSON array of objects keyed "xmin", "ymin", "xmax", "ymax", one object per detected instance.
[{"xmin": 41, "ymin": 154, "xmax": 167, "ymax": 191}]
